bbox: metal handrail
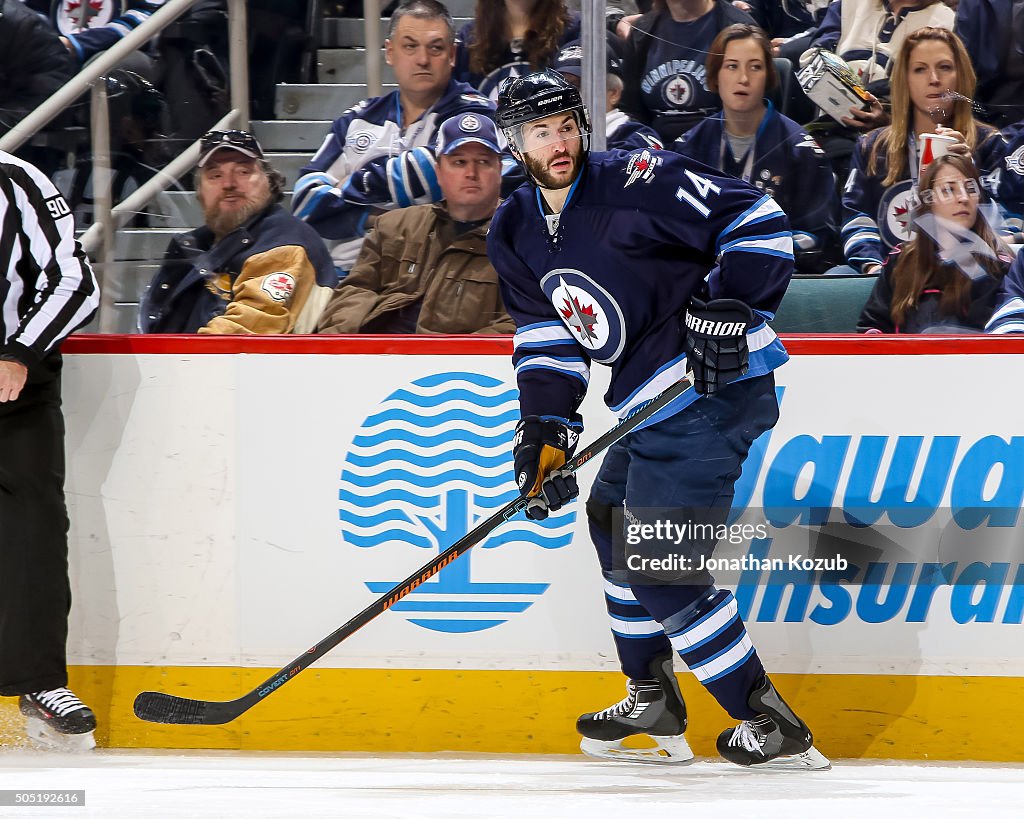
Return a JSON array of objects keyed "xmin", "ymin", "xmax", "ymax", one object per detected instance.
[
  {"xmin": 0, "ymin": 0, "xmax": 251, "ymax": 332},
  {"xmin": 365, "ymin": 0, "xmax": 383, "ymax": 98}
]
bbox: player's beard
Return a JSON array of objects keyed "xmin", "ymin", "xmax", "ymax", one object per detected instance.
[
  {"xmin": 202, "ymin": 190, "xmax": 271, "ymax": 239},
  {"xmin": 523, "ymin": 148, "xmax": 583, "ymax": 190}
]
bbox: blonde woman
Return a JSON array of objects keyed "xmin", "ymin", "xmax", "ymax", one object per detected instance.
[{"xmin": 841, "ymin": 27, "xmax": 1022, "ymax": 274}]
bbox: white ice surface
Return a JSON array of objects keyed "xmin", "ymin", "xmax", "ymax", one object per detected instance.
[{"xmin": 0, "ymin": 750, "xmax": 1022, "ymax": 819}]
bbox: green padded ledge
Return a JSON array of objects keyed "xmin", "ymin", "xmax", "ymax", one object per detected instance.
[{"xmin": 772, "ymin": 274, "xmax": 878, "ymax": 333}]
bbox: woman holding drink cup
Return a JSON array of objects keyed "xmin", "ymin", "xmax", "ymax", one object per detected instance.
[{"xmin": 840, "ymin": 27, "xmax": 1022, "ymax": 276}]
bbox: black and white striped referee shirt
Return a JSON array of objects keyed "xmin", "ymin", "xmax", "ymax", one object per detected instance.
[{"xmin": 0, "ymin": 151, "xmax": 99, "ymax": 369}]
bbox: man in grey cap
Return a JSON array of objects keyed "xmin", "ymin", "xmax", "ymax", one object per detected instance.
[
  {"xmin": 316, "ymin": 114, "xmax": 513, "ymax": 334},
  {"xmin": 553, "ymin": 40, "xmax": 663, "ymax": 153}
]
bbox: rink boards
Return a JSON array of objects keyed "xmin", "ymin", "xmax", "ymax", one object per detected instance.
[{"xmin": 5, "ymin": 334, "xmax": 1024, "ymax": 760}]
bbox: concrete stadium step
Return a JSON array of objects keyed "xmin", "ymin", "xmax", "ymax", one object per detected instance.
[
  {"xmin": 113, "ymin": 229, "xmax": 179, "ymax": 262},
  {"xmin": 266, "ymin": 152, "xmax": 314, "ymax": 186},
  {"xmin": 274, "ymin": 83, "xmax": 395, "ymax": 120},
  {"xmin": 318, "ymin": 16, "xmax": 471, "ymax": 48},
  {"xmin": 317, "ymin": 48, "xmax": 395, "ymax": 84},
  {"xmin": 253, "ymin": 120, "xmax": 332, "ymax": 152}
]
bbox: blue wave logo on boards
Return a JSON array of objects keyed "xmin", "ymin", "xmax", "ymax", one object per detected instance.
[{"xmin": 339, "ymin": 372, "xmax": 576, "ymax": 633}]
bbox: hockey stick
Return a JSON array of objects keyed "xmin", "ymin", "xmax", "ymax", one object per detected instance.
[{"xmin": 133, "ymin": 373, "xmax": 695, "ymax": 725}]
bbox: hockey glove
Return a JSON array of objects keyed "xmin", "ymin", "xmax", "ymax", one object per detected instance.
[
  {"xmin": 513, "ymin": 416, "xmax": 579, "ymax": 521},
  {"xmin": 683, "ymin": 298, "xmax": 753, "ymax": 396}
]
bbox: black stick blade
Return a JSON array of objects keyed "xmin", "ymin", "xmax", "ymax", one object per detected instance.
[{"xmin": 134, "ymin": 692, "xmax": 212, "ymax": 725}]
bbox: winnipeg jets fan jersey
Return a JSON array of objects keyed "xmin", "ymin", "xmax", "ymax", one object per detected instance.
[
  {"xmin": 842, "ymin": 125, "xmax": 1022, "ymax": 271},
  {"xmin": 674, "ymin": 103, "xmax": 837, "ymax": 253},
  {"xmin": 487, "ymin": 149, "xmax": 792, "ymax": 427},
  {"xmin": 292, "ymin": 79, "xmax": 494, "ymax": 271}
]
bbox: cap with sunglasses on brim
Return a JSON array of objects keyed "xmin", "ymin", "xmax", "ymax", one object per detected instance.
[
  {"xmin": 554, "ymin": 41, "xmax": 623, "ymax": 78},
  {"xmin": 435, "ymin": 114, "xmax": 502, "ymax": 156},
  {"xmin": 198, "ymin": 129, "xmax": 266, "ymax": 167}
]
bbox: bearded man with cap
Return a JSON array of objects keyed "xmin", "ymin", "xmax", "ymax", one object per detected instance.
[
  {"xmin": 315, "ymin": 113, "xmax": 513, "ymax": 335},
  {"xmin": 488, "ymin": 69, "xmax": 828, "ymax": 770},
  {"xmin": 141, "ymin": 130, "xmax": 337, "ymax": 334}
]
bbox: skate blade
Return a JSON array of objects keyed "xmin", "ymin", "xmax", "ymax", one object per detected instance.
[
  {"xmin": 25, "ymin": 720, "xmax": 96, "ymax": 752},
  {"xmin": 750, "ymin": 745, "xmax": 831, "ymax": 771},
  {"xmin": 580, "ymin": 734, "xmax": 695, "ymax": 765}
]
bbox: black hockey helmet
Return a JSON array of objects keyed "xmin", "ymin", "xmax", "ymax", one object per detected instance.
[{"xmin": 495, "ymin": 68, "xmax": 591, "ymax": 164}]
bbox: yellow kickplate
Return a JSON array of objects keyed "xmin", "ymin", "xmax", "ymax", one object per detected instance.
[{"xmin": 1, "ymin": 667, "xmax": 1020, "ymax": 761}]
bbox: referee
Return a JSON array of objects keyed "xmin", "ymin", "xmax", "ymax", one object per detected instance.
[{"xmin": 0, "ymin": 150, "xmax": 100, "ymax": 749}]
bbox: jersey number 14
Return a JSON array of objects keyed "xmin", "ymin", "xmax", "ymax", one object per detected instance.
[{"xmin": 675, "ymin": 170, "xmax": 721, "ymax": 219}]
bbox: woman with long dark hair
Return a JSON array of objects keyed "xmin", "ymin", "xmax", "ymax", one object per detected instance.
[
  {"xmin": 858, "ymin": 153, "xmax": 1013, "ymax": 333},
  {"xmin": 454, "ymin": 0, "xmax": 578, "ymax": 99}
]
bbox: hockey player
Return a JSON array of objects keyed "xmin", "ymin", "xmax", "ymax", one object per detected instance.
[
  {"xmin": 292, "ymin": 0, "xmax": 497, "ymax": 275},
  {"xmin": 674, "ymin": 25, "xmax": 839, "ymax": 273},
  {"xmin": 489, "ymin": 69, "xmax": 829, "ymax": 770}
]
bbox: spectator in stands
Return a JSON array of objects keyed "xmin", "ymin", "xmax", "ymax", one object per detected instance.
[
  {"xmin": 0, "ymin": 0, "xmax": 74, "ymax": 137},
  {"xmin": 455, "ymin": 1, "xmax": 580, "ymax": 100},
  {"xmin": 675, "ymin": 24, "xmax": 839, "ymax": 272},
  {"xmin": 955, "ymin": 0, "xmax": 1024, "ymax": 130},
  {"xmin": 27, "ymin": 1, "xmax": 166, "ymax": 82},
  {"xmin": 140, "ymin": 130, "xmax": 337, "ymax": 334},
  {"xmin": 53, "ymin": 69, "xmax": 172, "ymax": 229},
  {"xmin": 553, "ymin": 40, "xmax": 664, "ymax": 151},
  {"xmin": 800, "ymin": 0, "xmax": 954, "ymax": 131},
  {"xmin": 841, "ymin": 27, "xmax": 1021, "ymax": 275},
  {"xmin": 858, "ymin": 154, "xmax": 1013, "ymax": 332},
  {"xmin": 316, "ymin": 114, "xmax": 513, "ymax": 334},
  {"xmin": 293, "ymin": 0, "xmax": 497, "ymax": 278},
  {"xmin": 754, "ymin": 1, "xmax": 831, "ymax": 61},
  {"xmin": 620, "ymin": 0, "xmax": 756, "ymax": 144},
  {"xmin": 988, "ymin": 246, "xmax": 1024, "ymax": 334}
]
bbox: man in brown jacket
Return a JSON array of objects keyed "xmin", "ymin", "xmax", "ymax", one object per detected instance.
[{"xmin": 316, "ymin": 114, "xmax": 514, "ymax": 334}]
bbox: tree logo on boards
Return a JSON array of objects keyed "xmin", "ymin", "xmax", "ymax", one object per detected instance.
[{"xmin": 338, "ymin": 372, "xmax": 576, "ymax": 634}]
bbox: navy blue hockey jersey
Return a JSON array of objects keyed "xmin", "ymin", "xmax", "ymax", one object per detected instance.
[
  {"xmin": 987, "ymin": 249, "xmax": 1024, "ymax": 333},
  {"xmin": 488, "ymin": 149, "xmax": 792, "ymax": 428},
  {"xmin": 674, "ymin": 103, "xmax": 837, "ymax": 253},
  {"xmin": 842, "ymin": 125, "xmax": 1024, "ymax": 271},
  {"xmin": 607, "ymin": 110, "xmax": 664, "ymax": 152},
  {"xmin": 41, "ymin": 0, "xmax": 164, "ymax": 64},
  {"xmin": 292, "ymin": 79, "xmax": 495, "ymax": 271}
]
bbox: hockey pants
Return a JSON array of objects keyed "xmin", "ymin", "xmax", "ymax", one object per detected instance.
[{"xmin": 587, "ymin": 373, "xmax": 779, "ymax": 720}]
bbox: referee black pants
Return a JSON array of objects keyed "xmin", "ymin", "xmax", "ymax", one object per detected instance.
[{"xmin": 0, "ymin": 363, "xmax": 70, "ymax": 696}]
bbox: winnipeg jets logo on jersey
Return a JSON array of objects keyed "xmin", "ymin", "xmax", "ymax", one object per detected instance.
[
  {"xmin": 58, "ymin": 0, "xmax": 114, "ymax": 34},
  {"xmin": 624, "ymin": 150, "xmax": 660, "ymax": 187},
  {"xmin": 880, "ymin": 181, "xmax": 916, "ymax": 247},
  {"xmin": 1005, "ymin": 147, "xmax": 1024, "ymax": 176},
  {"xmin": 641, "ymin": 61, "xmax": 706, "ymax": 111},
  {"xmin": 663, "ymin": 75, "xmax": 694, "ymax": 107},
  {"xmin": 541, "ymin": 270, "xmax": 626, "ymax": 362}
]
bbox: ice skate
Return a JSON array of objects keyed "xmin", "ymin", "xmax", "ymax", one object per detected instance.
[
  {"xmin": 717, "ymin": 676, "xmax": 829, "ymax": 770},
  {"xmin": 577, "ymin": 652, "xmax": 693, "ymax": 764},
  {"xmin": 20, "ymin": 688, "xmax": 97, "ymax": 752}
]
